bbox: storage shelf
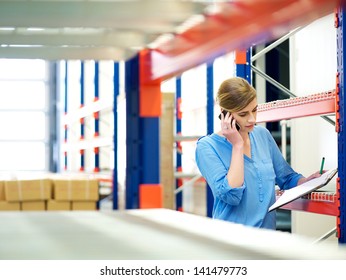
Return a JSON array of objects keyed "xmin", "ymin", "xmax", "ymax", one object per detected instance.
[
  {"xmin": 2, "ymin": 209, "xmax": 345, "ymax": 259},
  {"xmin": 262, "ymin": 91, "xmax": 337, "ymax": 216},
  {"xmin": 275, "ymin": 189, "xmax": 338, "ymax": 216},
  {"xmin": 257, "ymin": 90, "xmax": 336, "ymax": 123},
  {"xmin": 61, "ymin": 137, "xmax": 113, "ymax": 151},
  {"xmin": 61, "ymin": 171, "xmax": 112, "ymax": 182},
  {"xmin": 174, "ymin": 135, "xmax": 201, "ymax": 142},
  {"xmin": 62, "ymin": 99, "xmax": 112, "ymax": 125},
  {"xmin": 279, "ymin": 196, "xmax": 338, "ymax": 216},
  {"xmin": 146, "ymin": 0, "xmax": 337, "ymax": 81}
]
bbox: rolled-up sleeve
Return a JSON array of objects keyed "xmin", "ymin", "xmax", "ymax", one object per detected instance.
[
  {"xmin": 195, "ymin": 139, "xmax": 246, "ymax": 205},
  {"xmin": 215, "ymin": 176, "xmax": 245, "ymax": 205}
]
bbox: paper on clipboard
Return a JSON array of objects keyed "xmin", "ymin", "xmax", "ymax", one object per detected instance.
[{"xmin": 268, "ymin": 168, "xmax": 338, "ymax": 212}]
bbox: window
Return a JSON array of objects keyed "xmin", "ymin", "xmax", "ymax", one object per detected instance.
[{"xmin": 0, "ymin": 59, "xmax": 49, "ymax": 172}]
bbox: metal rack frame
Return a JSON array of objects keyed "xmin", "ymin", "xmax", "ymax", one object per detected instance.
[
  {"xmin": 50, "ymin": 0, "xmax": 342, "ymax": 241},
  {"xmin": 60, "ymin": 60, "xmax": 117, "ymax": 208},
  {"xmin": 336, "ymin": 7, "xmax": 346, "ymax": 243}
]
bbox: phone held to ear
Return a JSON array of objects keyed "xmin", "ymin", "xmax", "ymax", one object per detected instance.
[{"xmin": 218, "ymin": 111, "xmax": 240, "ymax": 131}]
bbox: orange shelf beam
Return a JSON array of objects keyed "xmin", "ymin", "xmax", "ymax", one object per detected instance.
[
  {"xmin": 280, "ymin": 198, "xmax": 338, "ymax": 216},
  {"xmin": 256, "ymin": 90, "xmax": 336, "ymax": 123},
  {"xmin": 144, "ymin": 0, "xmax": 338, "ymax": 82},
  {"xmin": 276, "ymin": 191, "xmax": 338, "ymax": 216}
]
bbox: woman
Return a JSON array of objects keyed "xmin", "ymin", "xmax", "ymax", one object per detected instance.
[{"xmin": 195, "ymin": 77, "xmax": 321, "ymax": 229}]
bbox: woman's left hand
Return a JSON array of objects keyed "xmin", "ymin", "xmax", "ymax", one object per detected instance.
[{"xmin": 297, "ymin": 170, "xmax": 324, "ymax": 185}]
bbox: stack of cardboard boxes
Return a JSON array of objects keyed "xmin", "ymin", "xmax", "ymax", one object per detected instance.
[
  {"xmin": 1, "ymin": 179, "xmax": 22, "ymax": 210},
  {"xmin": 49, "ymin": 175, "xmax": 99, "ymax": 210},
  {"xmin": 0, "ymin": 174, "xmax": 99, "ymax": 211}
]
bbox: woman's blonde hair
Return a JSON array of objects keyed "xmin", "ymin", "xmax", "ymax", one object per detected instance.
[{"xmin": 216, "ymin": 77, "xmax": 257, "ymax": 112}]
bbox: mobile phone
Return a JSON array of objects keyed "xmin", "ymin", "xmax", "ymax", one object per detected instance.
[{"xmin": 218, "ymin": 111, "xmax": 240, "ymax": 131}]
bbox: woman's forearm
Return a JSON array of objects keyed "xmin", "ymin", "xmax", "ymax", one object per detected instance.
[{"xmin": 227, "ymin": 145, "xmax": 244, "ymax": 188}]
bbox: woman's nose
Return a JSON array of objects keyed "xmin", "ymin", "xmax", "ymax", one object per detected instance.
[{"xmin": 248, "ymin": 113, "xmax": 256, "ymax": 123}]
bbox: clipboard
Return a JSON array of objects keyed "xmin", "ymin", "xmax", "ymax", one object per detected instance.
[{"xmin": 268, "ymin": 168, "xmax": 338, "ymax": 212}]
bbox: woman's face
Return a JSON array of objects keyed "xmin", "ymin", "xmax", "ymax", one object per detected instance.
[{"xmin": 233, "ymin": 98, "xmax": 258, "ymax": 132}]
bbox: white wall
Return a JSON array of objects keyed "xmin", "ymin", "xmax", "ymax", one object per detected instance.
[{"xmin": 290, "ymin": 13, "xmax": 338, "ymax": 242}]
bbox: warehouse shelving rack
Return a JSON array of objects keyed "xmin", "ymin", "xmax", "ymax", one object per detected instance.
[
  {"xmin": 256, "ymin": 91, "xmax": 336, "ymax": 123},
  {"xmin": 336, "ymin": 6, "xmax": 345, "ymax": 242},
  {"xmin": 60, "ymin": 60, "xmax": 118, "ymax": 209},
  {"xmin": 248, "ymin": 10, "xmax": 342, "ymax": 239},
  {"xmin": 122, "ymin": 0, "xmax": 345, "ymax": 243},
  {"xmin": 170, "ymin": 50, "xmax": 250, "ymax": 215},
  {"xmin": 256, "ymin": 91, "xmax": 338, "ymax": 217},
  {"xmin": 172, "ymin": 61, "xmax": 217, "ymax": 215}
]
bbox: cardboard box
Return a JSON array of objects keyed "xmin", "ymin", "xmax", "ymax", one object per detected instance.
[
  {"xmin": 0, "ymin": 201, "xmax": 20, "ymax": 211},
  {"xmin": 72, "ymin": 201, "xmax": 97, "ymax": 210},
  {"xmin": 53, "ymin": 178, "xmax": 99, "ymax": 201},
  {"xmin": 21, "ymin": 201, "xmax": 46, "ymax": 211},
  {"xmin": 47, "ymin": 200, "xmax": 71, "ymax": 211},
  {"xmin": 0, "ymin": 181, "xmax": 5, "ymax": 201},
  {"xmin": 5, "ymin": 179, "xmax": 52, "ymax": 202}
]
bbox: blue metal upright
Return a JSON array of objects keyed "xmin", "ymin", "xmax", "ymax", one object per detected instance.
[
  {"xmin": 94, "ymin": 62, "xmax": 100, "ymax": 100},
  {"xmin": 336, "ymin": 7, "xmax": 346, "ymax": 244},
  {"xmin": 125, "ymin": 55, "xmax": 141, "ymax": 209},
  {"xmin": 80, "ymin": 61, "xmax": 85, "ymax": 171},
  {"xmin": 141, "ymin": 120, "xmax": 160, "ymax": 185},
  {"xmin": 94, "ymin": 61, "xmax": 100, "ymax": 172},
  {"xmin": 175, "ymin": 76, "xmax": 183, "ymax": 211},
  {"xmin": 125, "ymin": 54, "xmax": 160, "ymax": 209},
  {"xmin": 80, "ymin": 62, "xmax": 85, "ymax": 108},
  {"xmin": 64, "ymin": 61, "xmax": 68, "ymax": 171},
  {"xmin": 113, "ymin": 62, "xmax": 119, "ymax": 210},
  {"xmin": 206, "ymin": 62, "xmax": 214, "ymax": 218},
  {"xmin": 235, "ymin": 49, "xmax": 252, "ymax": 83}
]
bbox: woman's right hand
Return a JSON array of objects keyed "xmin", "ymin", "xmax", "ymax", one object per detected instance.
[{"xmin": 221, "ymin": 111, "xmax": 244, "ymax": 148}]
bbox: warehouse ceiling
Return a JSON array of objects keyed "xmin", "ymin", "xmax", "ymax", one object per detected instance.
[
  {"xmin": 0, "ymin": 0, "xmax": 210, "ymax": 60},
  {"xmin": 0, "ymin": 0, "xmax": 338, "ymax": 62}
]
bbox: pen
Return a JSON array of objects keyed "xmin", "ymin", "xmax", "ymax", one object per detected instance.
[{"xmin": 320, "ymin": 157, "xmax": 325, "ymax": 174}]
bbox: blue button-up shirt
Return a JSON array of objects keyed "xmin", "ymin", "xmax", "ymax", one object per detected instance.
[{"xmin": 195, "ymin": 125, "xmax": 303, "ymax": 229}]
